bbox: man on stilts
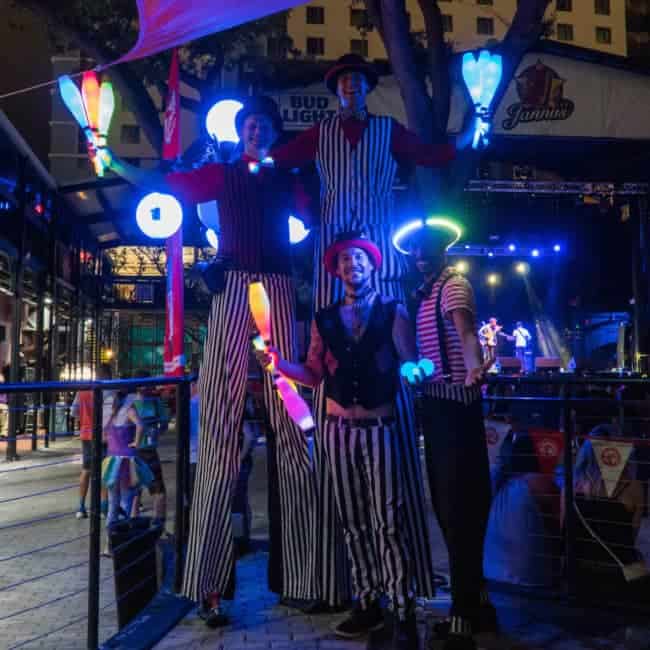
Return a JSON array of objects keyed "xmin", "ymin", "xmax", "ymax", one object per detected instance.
[
  {"xmin": 256, "ymin": 231, "xmax": 424, "ymax": 649},
  {"xmin": 396, "ymin": 219, "xmax": 497, "ymax": 650},
  {"xmin": 98, "ymin": 96, "xmax": 317, "ymax": 625},
  {"xmin": 272, "ymin": 54, "xmax": 476, "ymax": 606}
]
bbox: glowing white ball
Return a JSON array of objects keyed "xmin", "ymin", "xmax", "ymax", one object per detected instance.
[
  {"xmin": 288, "ymin": 215, "xmax": 310, "ymax": 244},
  {"xmin": 135, "ymin": 192, "xmax": 182, "ymax": 239},
  {"xmin": 206, "ymin": 228, "xmax": 219, "ymax": 252},
  {"xmin": 205, "ymin": 99, "xmax": 243, "ymax": 143}
]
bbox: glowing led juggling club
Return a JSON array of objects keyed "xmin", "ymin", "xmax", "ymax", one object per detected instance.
[
  {"xmin": 135, "ymin": 192, "xmax": 183, "ymax": 239},
  {"xmin": 205, "ymin": 228, "xmax": 219, "ymax": 251},
  {"xmin": 98, "ymin": 80, "xmax": 115, "ymax": 144},
  {"xmin": 400, "ymin": 359, "xmax": 435, "ymax": 385},
  {"xmin": 58, "ymin": 75, "xmax": 92, "ymax": 141},
  {"xmin": 461, "ymin": 50, "xmax": 503, "ymax": 149},
  {"xmin": 248, "ymin": 282, "xmax": 272, "ymax": 343},
  {"xmin": 249, "ymin": 288, "xmax": 315, "ymax": 432},
  {"xmin": 81, "ymin": 72, "xmax": 100, "ymax": 130}
]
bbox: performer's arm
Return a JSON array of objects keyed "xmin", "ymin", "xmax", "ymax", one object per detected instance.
[
  {"xmin": 256, "ymin": 320, "xmax": 325, "ymax": 388},
  {"xmin": 127, "ymin": 406, "xmax": 144, "ymax": 448},
  {"xmin": 392, "ymin": 303, "xmax": 419, "ymax": 364},
  {"xmin": 271, "ymin": 124, "xmax": 320, "ymax": 169},
  {"xmin": 99, "ymin": 148, "xmax": 226, "ymax": 204}
]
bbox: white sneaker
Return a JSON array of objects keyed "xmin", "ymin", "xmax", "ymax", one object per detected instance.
[{"xmin": 76, "ymin": 509, "xmax": 88, "ymax": 520}]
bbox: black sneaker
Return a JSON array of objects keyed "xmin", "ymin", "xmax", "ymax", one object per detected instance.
[
  {"xmin": 334, "ymin": 601, "xmax": 384, "ymax": 639},
  {"xmin": 441, "ymin": 617, "xmax": 475, "ymax": 650},
  {"xmin": 392, "ymin": 610, "xmax": 419, "ymax": 650},
  {"xmin": 476, "ymin": 601, "xmax": 499, "ymax": 635},
  {"xmin": 198, "ymin": 602, "xmax": 230, "ymax": 628}
]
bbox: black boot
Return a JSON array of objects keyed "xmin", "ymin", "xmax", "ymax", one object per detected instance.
[
  {"xmin": 334, "ymin": 600, "xmax": 384, "ymax": 639},
  {"xmin": 392, "ymin": 607, "xmax": 418, "ymax": 650}
]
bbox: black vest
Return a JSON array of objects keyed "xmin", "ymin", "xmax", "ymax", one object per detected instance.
[{"xmin": 315, "ymin": 297, "xmax": 399, "ymax": 409}]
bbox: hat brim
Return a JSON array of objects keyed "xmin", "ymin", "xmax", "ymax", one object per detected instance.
[
  {"xmin": 325, "ymin": 63, "xmax": 379, "ymax": 95},
  {"xmin": 323, "ymin": 239, "xmax": 382, "ymax": 275}
]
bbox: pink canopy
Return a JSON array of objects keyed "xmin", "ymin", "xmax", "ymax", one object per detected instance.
[{"xmin": 112, "ymin": 0, "xmax": 306, "ymax": 65}]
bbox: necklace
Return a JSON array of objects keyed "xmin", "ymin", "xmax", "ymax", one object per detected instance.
[{"xmin": 342, "ymin": 287, "xmax": 376, "ymax": 340}]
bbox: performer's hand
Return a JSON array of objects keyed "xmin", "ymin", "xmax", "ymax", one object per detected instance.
[{"xmin": 254, "ymin": 346, "xmax": 280, "ymax": 371}]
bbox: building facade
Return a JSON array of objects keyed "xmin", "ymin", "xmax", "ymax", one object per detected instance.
[{"xmin": 285, "ymin": 0, "xmax": 628, "ymax": 62}]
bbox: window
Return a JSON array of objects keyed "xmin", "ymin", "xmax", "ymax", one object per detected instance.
[
  {"xmin": 594, "ymin": 0, "xmax": 610, "ymax": 15},
  {"xmin": 306, "ymin": 6, "xmax": 324, "ymax": 24},
  {"xmin": 556, "ymin": 23, "xmax": 574, "ymax": 41},
  {"xmin": 596, "ymin": 26, "xmax": 612, "ymax": 43},
  {"xmin": 442, "ymin": 14, "xmax": 453, "ymax": 33},
  {"xmin": 556, "ymin": 0, "xmax": 572, "ymax": 10},
  {"xmin": 476, "ymin": 17, "xmax": 494, "ymax": 35},
  {"xmin": 477, "ymin": 0, "xmax": 493, "ymax": 4},
  {"xmin": 306, "ymin": 37, "xmax": 325, "ymax": 56},
  {"xmin": 267, "ymin": 37, "xmax": 286, "ymax": 58},
  {"xmin": 350, "ymin": 39, "xmax": 368, "ymax": 57},
  {"xmin": 120, "ymin": 124, "xmax": 141, "ymax": 145},
  {"xmin": 350, "ymin": 8, "xmax": 369, "ymax": 28}
]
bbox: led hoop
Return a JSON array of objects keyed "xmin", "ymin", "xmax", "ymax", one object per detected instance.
[{"xmin": 392, "ymin": 217, "xmax": 463, "ymax": 255}]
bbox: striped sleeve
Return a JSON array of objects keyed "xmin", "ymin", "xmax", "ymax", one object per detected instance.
[{"xmin": 441, "ymin": 275, "xmax": 476, "ymax": 319}]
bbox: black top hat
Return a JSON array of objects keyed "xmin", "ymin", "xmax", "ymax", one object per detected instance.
[
  {"xmin": 324, "ymin": 54, "xmax": 379, "ymax": 95},
  {"xmin": 235, "ymin": 96, "xmax": 283, "ymax": 135}
]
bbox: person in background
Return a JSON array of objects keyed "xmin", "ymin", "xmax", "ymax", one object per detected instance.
[
  {"xmin": 397, "ymin": 220, "xmax": 496, "ymax": 650},
  {"xmin": 71, "ymin": 364, "xmax": 115, "ymax": 519},
  {"xmin": 130, "ymin": 371, "xmax": 169, "ymax": 528},
  {"xmin": 101, "ymin": 390, "xmax": 153, "ymax": 556},
  {"xmin": 478, "ymin": 318, "xmax": 506, "ymax": 367},
  {"xmin": 484, "ymin": 431, "xmax": 561, "ymax": 588},
  {"xmin": 512, "ymin": 321, "xmax": 532, "ymax": 373}
]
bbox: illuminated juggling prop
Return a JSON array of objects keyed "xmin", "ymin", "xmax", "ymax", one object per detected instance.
[
  {"xmin": 135, "ymin": 192, "xmax": 183, "ymax": 239},
  {"xmin": 248, "ymin": 282, "xmax": 315, "ymax": 432},
  {"xmin": 461, "ymin": 50, "xmax": 503, "ymax": 149},
  {"xmin": 400, "ymin": 359, "xmax": 435, "ymax": 385},
  {"xmin": 58, "ymin": 72, "xmax": 115, "ymax": 176},
  {"xmin": 288, "ymin": 215, "xmax": 310, "ymax": 244}
]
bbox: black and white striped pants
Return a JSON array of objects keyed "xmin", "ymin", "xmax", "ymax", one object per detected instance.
[
  {"xmin": 324, "ymin": 416, "xmax": 412, "ymax": 611},
  {"xmin": 183, "ymin": 270, "xmax": 316, "ymax": 602}
]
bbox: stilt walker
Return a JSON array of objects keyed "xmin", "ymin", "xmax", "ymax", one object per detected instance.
[
  {"xmin": 99, "ymin": 96, "xmax": 317, "ymax": 624},
  {"xmin": 273, "ymin": 54, "xmax": 477, "ymax": 605}
]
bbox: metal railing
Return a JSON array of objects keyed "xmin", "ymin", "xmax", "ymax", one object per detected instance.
[
  {"xmin": 0, "ymin": 375, "xmax": 193, "ymax": 650},
  {"xmin": 483, "ymin": 374, "xmax": 650, "ymax": 607}
]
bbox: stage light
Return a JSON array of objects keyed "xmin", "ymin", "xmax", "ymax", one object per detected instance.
[
  {"xmin": 289, "ymin": 215, "xmax": 310, "ymax": 244},
  {"xmin": 531, "ymin": 249, "xmax": 540, "ymax": 258},
  {"xmin": 553, "ymin": 244, "xmax": 561, "ymax": 252},
  {"xmin": 205, "ymin": 228, "xmax": 219, "ymax": 251},
  {"xmin": 488, "ymin": 251, "xmax": 494, "ymax": 258},
  {"xmin": 508, "ymin": 244, "xmax": 516, "ymax": 252},
  {"xmin": 455, "ymin": 260, "xmax": 469, "ymax": 274},
  {"xmin": 487, "ymin": 273, "xmax": 500, "ymax": 286},
  {"xmin": 515, "ymin": 262, "xmax": 529, "ymax": 275},
  {"xmin": 205, "ymin": 99, "xmax": 243, "ymax": 143},
  {"xmin": 136, "ymin": 192, "xmax": 183, "ymax": 239},
  {"xmin": 465, "ymin": 244, "xmax": 470, "ymax": 250}
]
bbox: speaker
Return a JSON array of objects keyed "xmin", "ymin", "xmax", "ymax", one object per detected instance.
[
  {"xmin": 497, "ymin": 356, "xmax": 522, "ymax": 373},
  {"xmin": 535, "ymin": 357, "xmax": 562, "ymax": 372}
]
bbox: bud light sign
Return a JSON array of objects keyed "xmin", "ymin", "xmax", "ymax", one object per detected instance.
[{"xmin": 275, "ymin": 93, "xmax": 337, "ymax": 130}]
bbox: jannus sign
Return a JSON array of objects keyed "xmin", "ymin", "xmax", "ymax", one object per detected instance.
[{"xmin": 502, "ymin": 60, "xmax": 574, "ymax": 131}]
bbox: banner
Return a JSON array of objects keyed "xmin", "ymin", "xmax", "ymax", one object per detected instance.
[
  {"xmin": 484, "ymin": 418, "xmax": 511, "ymax": 467},
  {"xmin": 163, "ymin": 50, "xmax": 185, "ymax": 377},
  {"xmin": 111, "ymin": 0, "xmax": 307, "ymax": 66},
  {"xmin": 529, "ymin": 428, "xmax": 564, "ymax": 475},
  {"xmin": 591, "ymin": 439, "xmax": 634, "ymax": 498}
]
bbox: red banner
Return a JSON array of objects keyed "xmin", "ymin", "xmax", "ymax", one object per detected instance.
[
  {"xmin": 111, "ymin": 0, "xmax": 306, "ymax": 65},
  {"xmin": 529, "ymin": 428, "xmax": 564, "ymax": 476},
  {"xmin": 163, "ymin": 50, "xmax": 185, "ymax": 377}
]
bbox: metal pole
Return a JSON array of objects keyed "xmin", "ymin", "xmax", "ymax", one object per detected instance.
[
  {"xmin": 33, "ymin": 289, "xmax": 45, "ymax": 451},
  {"xmin": 174, "ymin": 379, "xmax": 190, "ymax": 593},
  {"xmin": 561, "ymin": 387, "xmax": 576, "ymax": 601},
  {"xmin": 87, "ymin": 386, "xmax": 103, "ymax": 650}
]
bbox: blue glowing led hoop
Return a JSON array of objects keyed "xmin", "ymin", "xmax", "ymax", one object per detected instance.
[
  {"xmin": 135, "ymin": 192, "xmax": 182, "ymax": 239},
  {"xmin": 205, "ymin": 99, "xmax": 244, "ymax": 143},
  {"xmin": 289, "ymin": 215, "xmax": 310, "ymax": 244},
  {"xmin": 206, "ymin": 228, "xmax": 219, "ymax": 252}
]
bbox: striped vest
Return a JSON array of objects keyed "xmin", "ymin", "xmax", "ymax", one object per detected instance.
[{"xmin": 316, "ymin": 115, "xmax": 397, "ymax": 227}]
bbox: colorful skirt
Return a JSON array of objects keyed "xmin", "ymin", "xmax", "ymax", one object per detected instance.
[{"xmin": 101, "ymin": 455, "xmax": 154, "ymax": 489}]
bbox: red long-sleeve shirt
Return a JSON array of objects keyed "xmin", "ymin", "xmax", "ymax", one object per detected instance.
[{"xmin": 272, "ymin": 116, "xmax": 456, "ymax": 169}]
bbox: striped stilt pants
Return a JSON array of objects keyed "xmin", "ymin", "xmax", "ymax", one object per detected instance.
[
  {"xmin": 311, "ymin": 224, "xmax": 435, "ymax": 605},
  {"xmin": 182, "ymin": 270, "xmax": 316, "ymax": 602},
  {"xmin": 323, "ymin": 417, "xmax": 412, "ymax": 611}
]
